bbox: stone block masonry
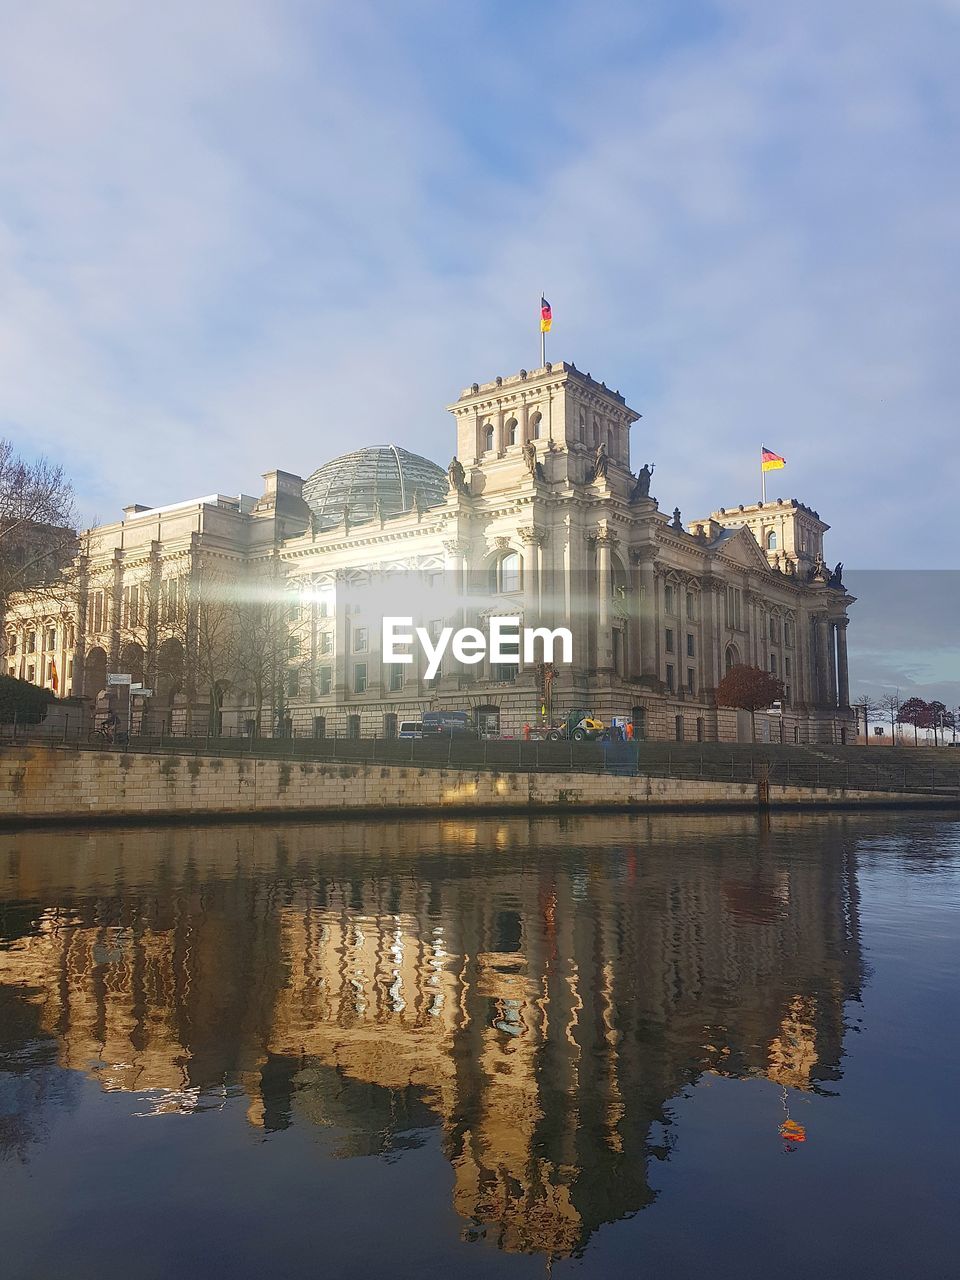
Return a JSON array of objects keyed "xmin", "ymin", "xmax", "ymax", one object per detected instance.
[{"xmin": 0, "ymin": 745, "xmax": 951, "ymax": 825}]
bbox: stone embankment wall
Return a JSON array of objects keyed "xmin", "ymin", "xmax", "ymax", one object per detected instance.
[{"xmin": 0, "ymin": 746, "xmax": 950, "ymax": 825}]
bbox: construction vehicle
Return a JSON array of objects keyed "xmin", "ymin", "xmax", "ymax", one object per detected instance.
[{"xmin": 542, "ymin": 708, "xmax": 605, "ymax": 742}]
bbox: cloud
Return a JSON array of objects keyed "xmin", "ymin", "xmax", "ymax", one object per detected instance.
[{"xmin": 0, "ymin": 0, "xmax": 957, "ymax": 574}]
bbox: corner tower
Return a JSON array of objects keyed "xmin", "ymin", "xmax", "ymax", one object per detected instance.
[{"xmin": 447, "ymin": 362, "xmax": 641, "ymax": 490}]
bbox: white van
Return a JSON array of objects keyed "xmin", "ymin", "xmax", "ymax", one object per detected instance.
[{"xmin": 398, "ymin": 721, "xmax": 424, "ymax": 739}]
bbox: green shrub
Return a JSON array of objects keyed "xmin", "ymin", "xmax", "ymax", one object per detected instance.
[{"xmin": 0, "ymin": 673, "xmax": 55, "ymax": 724}]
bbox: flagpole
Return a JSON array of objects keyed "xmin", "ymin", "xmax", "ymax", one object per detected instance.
[
  {"xmin": 540, "ymin": 292, "xmax": 545, "ymax": 368},
  {"xmin": 761, "ymin": 448, "xmax": 766, "ymax": 505}
]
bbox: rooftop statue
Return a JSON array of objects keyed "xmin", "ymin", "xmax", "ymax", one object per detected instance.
[
  {"xmin": 592, "ymin": 441, "xmax": 608, "ymax": 481},
  {"xmin": 447, "ymin": 456, "xmax": 467, "ymax": 495},
  {"xmin": 631, "ymin": 463, "xmax": 655, "ymax": 501}
]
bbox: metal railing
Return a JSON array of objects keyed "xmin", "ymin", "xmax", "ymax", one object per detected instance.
[{"xmin": 3, "ymin": 721, "xmax": 960, "ymax": 796}]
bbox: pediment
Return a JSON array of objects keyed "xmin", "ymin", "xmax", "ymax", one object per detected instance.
[{"xmin": 713, "ymin": 526, "xmax": 772, "ymax": 573}]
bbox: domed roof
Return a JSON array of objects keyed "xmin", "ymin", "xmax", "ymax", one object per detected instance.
[{"xmin": 302, "ymin": 445, "xmax": 447, "ymax": 527}]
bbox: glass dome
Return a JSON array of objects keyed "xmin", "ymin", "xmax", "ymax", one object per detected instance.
[{"xmin": 302, "ymin": 445, "xmax": 447, "ymax": 527}]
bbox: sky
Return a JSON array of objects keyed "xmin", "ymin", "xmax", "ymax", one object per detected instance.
[{"xmin": 1, "ymin": 4, "xmax": 957, "ymax": 589}]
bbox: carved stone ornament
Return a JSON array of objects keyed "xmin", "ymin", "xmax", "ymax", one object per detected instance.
[{"xmin": 493, "ymin": 536, "xmax": 511, "ymax": 551}]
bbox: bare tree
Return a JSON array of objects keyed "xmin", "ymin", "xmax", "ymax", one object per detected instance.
[
  {"xmin": 854, "ymin": 695, "xmax": 881, "ymax": 745},
  {"xmin": 233, "ymin": 576, "xmax": 311, "ymax": 736},
  {"xmin": 880, "ymin": 691, "xmax": 901, "ymax": 745},
  {"xmin": 0, "ymin": 439, "xmax": 78, "ymax": 612}
]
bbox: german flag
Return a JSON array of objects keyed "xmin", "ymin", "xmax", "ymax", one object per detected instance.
[
  {"xmin": 761, "ymin": 446, "xmax": 786, "ymax": 472},
  {"xmin": 50, "ymin": 657, "xmax": 59, "ymax": 694},
  {"xmin": 540, "ymin": 296, "xmax": 552, "ymax": 333}
]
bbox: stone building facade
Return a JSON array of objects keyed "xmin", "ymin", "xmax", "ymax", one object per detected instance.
[{"xmin": 3, "ymin": 361, "xmax": 855, "ymax": 742}]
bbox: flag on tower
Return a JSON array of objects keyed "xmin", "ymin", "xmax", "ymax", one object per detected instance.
[
  {"xmin": 540, "ymin": 297, "xmax": 552, "ymax": 333},
  {"xmin": 761, "ymin": 446, "xmax": 786, "ymax": 472}
]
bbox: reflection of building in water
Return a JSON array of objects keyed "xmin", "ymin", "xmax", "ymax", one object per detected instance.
[{"xmin": 0, "ymin": 815, "xmax": 862, "ymax": 1256}]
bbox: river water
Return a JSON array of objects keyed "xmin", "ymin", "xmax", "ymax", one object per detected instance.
[{"xmin": 0, "ymin": 812, "xmax": 958, "ymax": 1279}]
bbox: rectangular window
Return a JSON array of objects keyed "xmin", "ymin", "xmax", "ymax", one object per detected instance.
[
  {"xmin": 353, "ymin": 627, "xmax": 368, "ymax": 654},
  {"xmin": 319, "ymin": 631, "xmax": 332, "ymax": 655},
  {"xmin": 686, "ymin": 633, "xmax": 694, "ymax": 658},
  {"xmin": 492, "ymin": 663, "xmax": 516, "ymax": 683},
  {"xmin": 687, "ymin": 667, "xmax": 695, "ymax": 693},
  {"xmin": 27, "ymin": 664, "xmax": 35, "ymax": 683},
  {"xmin": 389, "ymin": 664, "xmax": 403, "ymax": 691},
  {"xmin": 27, "ymin": 631, "xmax": 36, "ymax": 653},
  {"xmin": 319, "ymin": 666, "xmax": 332, "ymax": 696},
  {"xmin": 784, "ymin": 621, "xmax": 793, "ymax": 647},
  {"xmin": 161, "ymin": 578, "xmax": 180, "ymax": 624},
  {"xmin": 725, "ymin": 587, "xmax": 742, "ymax": 630},
  {"xmin": 46, "ymin": 627, "xmax": 56, "ymax": 650},
  {"xmin": 785, "ymin": 655, "xmax": 792, "ymax": 679},
  {"xmin": 665, "ymin": 628, "xmax": 674, "ymax": 654},
  {"xmin": 686, "ymin": 592, "xmax": 695, "ymax": 621},
  {"xmin": 122, "ymin": 584, "xmax": 140, "ymax": 628},
  {"xmin": 287, "ymin": 668, "xmax": 300, "ymax": 697},
  {"xmin": 288, "ymin": 634, "xmax": 300, "ymax": 659},
  {"xmin": 666, "ymin": 663, "xmax": 675, "ymax": 693},
  {"xmin": 90, "ymin": 590, "xmax": 105, "ymax": 633},
  {"xmin": 354, "ymin": 662, "xmax": 367, "ymax": 694},
  {"xmin": 770, "ymin": 652, "xmax": 778, "ymax": 676},
  {"xmin": 664, "ymin": 584, "xmax": 674, "ymax": 614}
]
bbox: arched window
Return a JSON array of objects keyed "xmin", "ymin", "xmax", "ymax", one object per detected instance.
[
  {"xmin": 483, "ymin": 423, "xmax": 495, "ymax": 452},
  {"xmin": 490, "ymin": 551, "xmax": 521, "ymax": 594},
  {"xmin": 505, "ymin": 418, "xmax": 518, "ymax": 446},
  {"xmin": 530, "ymin": 411, "xmax": 543, "ymax": 439},
  {"xmin": 724, "ymin": 644, "xmax": 740, "ymax": 674},
  {"xmin": 766, "ymin": 529, "xmax": 778, "ymax": 551}
]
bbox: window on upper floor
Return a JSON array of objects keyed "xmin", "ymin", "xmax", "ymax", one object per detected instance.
[
  {"xmin": 766, "ymin": 529, "xmax": 778, "ymax": 551},
  {"xmin": 353, "ymin": 626, "xmax": 368, "ymax": 654},
  {"xmin": 483, "ymin": 423, "xmax": 495, "ymax": 452},
  {"xmin": 354, "ymin": 663, "xmax": 367, "ymax": 694},
  {"xmin": 490, "ymin": 552, "xmax": 521, "ymax": 594},
  {"xmin": 725, "ymin": 587, "xmax": 742, "ymax": 630},
  {"xmin": 664, "ymin": 584, "xmax": 674, "ymax": 614},
  {"xmin": 665, "ymin": 628, "xmax": 674, "ymax": 653},
  {"xmin": 319, "ymin": 666, "xmax": 332, "ymax": 696},
  {"xmin": 530, "ymin": 411, "xmax": 543, "ymax": 439},
  {"xmin": 686, "ymin": 592, "xmax": 695, "ymax": 621},
  {"xmin": 686, "ymin": 633, "xmax": 695, "ymax": 657},
  {"xmin": 505, "ymin": 418, "xmax": 518, "ymax": 446}
]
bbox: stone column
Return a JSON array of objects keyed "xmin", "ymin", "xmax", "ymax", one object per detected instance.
[
  {"xmin": 816, "ymin": 613, "xmax": 833, "ymax": 707},
  {"xmin": 699, "ymin": 578, "xmax": 718, "ymax": 695},
  {"xmin": 835, "ymin": 617, "xmax": 850, "ymax": 709},
  {"xmin": 145, "ymin": 541, "xmax": 161, "ymax": 689},
  {"xmin": 109, "ymin": 550, "xmax": 123, "ymax": 673},
  {"xmin": 72, "ymin": 554, "xmax": 89, "ymax": 697},
  {"xmin": 595, "ymin": 528, "xmax": 614, "ymax": 672},
  {"xmin": 519, "ymin": 528, "xmax": 542, "ymax": 627},
  {"xmin": 442, "ymin": 539, "xmax": 469, "ymax": 686},
  {"xmin": 634, "ymin": 547, "xmax": 659, "ymax": 686}
]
